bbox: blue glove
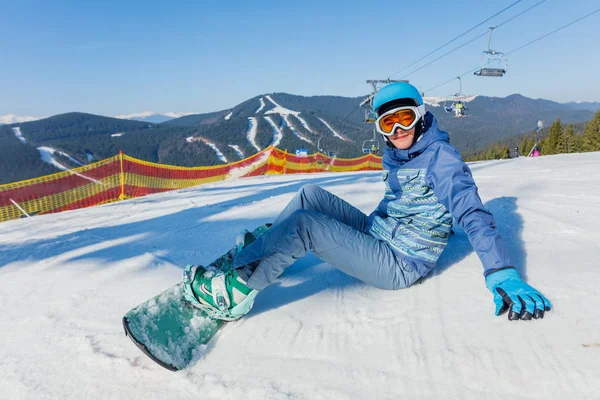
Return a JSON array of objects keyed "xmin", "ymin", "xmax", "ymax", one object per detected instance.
[{"xmin": 485, "ymin": 268, "xmax": 552, "ymax": 321}]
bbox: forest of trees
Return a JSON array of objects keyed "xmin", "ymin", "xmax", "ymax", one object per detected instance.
[
  {"xmin": 0, "ymin": 126, "xmax": 60, "ymax": 184},
  {"xmin": 464, "ymin": 110, "xmax": 600, "ymax": 162}
]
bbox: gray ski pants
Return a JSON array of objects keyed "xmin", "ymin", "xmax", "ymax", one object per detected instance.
[{"xmin": 234, "ymin": 184, "xmax": 423, "ymax": 291}]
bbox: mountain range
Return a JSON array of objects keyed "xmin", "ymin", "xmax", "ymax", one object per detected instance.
[
  {"xmin": 0, "ymin": 93, "xmax": 597, "ymax": 184},
  {"xmin": 114, "ymin": 111, "xmax": 200, "ymax": 124}
]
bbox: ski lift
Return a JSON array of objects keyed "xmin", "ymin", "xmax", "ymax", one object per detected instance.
[
  {"xmin": 364, "ymin": 108, "xmax": 376, "ymax": 124},
  {"xmin": 443, "ymin": 77, "xmax": 470, "ymax": 117},
  {"xmin": 474, "ymin": 27, "xmax": 508, "ymax": 77},
  {"xmin": 361, "ymin": 90, "xmax": 378, "ymax": 153},
  {"xmin": 362, "ymin": 107, "xmax": 379, "ymax": 153},
  {"xmin": 362, "ymin": 135, "xmax": 379, "ymax": 154}
]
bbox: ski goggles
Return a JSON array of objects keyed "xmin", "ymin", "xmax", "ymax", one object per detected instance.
[{"xmin": 375, "ymin": 105, "xmax": 426, "ymax": 136}]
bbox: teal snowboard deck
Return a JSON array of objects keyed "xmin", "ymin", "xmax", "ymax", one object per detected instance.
[
  {"xmin": 123, "ymin": 224, "xmax": 270, "ymax": 371},
  {"xmin": 123, "ymin": 281, "xmax": 225, "ymax": 371}
]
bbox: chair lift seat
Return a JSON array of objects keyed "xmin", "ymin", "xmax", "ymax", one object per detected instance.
[{"xmin": 474, "ymin": 68, "xmax": 506, "ymax": 77}]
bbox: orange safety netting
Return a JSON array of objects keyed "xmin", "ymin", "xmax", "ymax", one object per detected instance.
[{"xmin": 0, "ymin": 147, "xmax": 381, "ymax": 222}]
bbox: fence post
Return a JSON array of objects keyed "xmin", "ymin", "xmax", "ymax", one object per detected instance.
[{"xmin": 119, "ymin": 150, "xmax": 126, "ymax": 200}]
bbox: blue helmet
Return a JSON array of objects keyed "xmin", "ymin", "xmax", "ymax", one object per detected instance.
[{"xmin": 373, "ymin": 82, "xmax": 424, "ymax": 116}]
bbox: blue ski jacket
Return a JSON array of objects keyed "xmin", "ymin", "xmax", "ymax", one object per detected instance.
[{"xmin": 367, "ymin": 112, "xmax": 511, "ymax": 277}]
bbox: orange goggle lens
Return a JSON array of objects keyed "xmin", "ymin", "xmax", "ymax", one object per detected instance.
[{"xmin": 378, "ymin": 109, "xmax": 417, "ymax": 133}]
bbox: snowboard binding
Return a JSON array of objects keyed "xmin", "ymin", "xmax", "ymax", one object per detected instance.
[{"xmin": 181, "ymin": 224, "xmax": 270, "ymax": 321}]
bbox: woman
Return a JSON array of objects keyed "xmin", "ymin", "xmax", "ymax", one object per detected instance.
[{"xmin": 189, "ymin": 82, "xmax": 551, "ymax": 322}]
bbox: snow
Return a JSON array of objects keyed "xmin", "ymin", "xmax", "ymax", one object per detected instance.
[
  {"xmin": 246, "ymin": 117, "xmax": 261, "ymax": 152},
  {"xmin": 204, "ymin": 142, "xmax": 228, "ymax": 163},
  {"xmin": 38, "ymin": 146, "xmax": 85, "ymax": 169},
  {"xmin": 11, "ymin": 127, "xmax": 27, "ymax": 144},
  {"xmin": 163, "ymin": 112, "xmax": 197, "ymax": 119},
  {"xmin": 317, "ymin": 117, "xmax": 346, "ymax": 141},
  {"xmin": 291, "ymin": 114, "xmax": 314, "ymax": 134},
  {"xmin": 264, "ymin": 95, "xmax": 314, "ymax": 134},
  {"xmin": 186, "ymin": 137, "xmax": 228, "ymax": 163},
  {"xmin": 37, "ymin": 146, "xmax": 104, "ymax": 184},
  {"xmin": 281, "ymin": 115, "xmax": 313, "ymax": 144},
  {"xmin": 115, "ymin": 111, "xmax": 160, "ymax": 119},
  {"xmin": 115, "ymin": 111, "xmax": 198, "ymax": 119},
  {"xmin": 255, "ymin": 97, "xmax": 265, "ymax": 114},
  {"xmin": 0, "ymin": 114, "xmax": 42, "ymax": 124},
  {"xmin": 1, "ymin": 152, "xmax": 599, "ymax": 399},
  {"xmin": 224, "ymin": 111, "xmax": 233, "ymax": 121},
  {"xmin": 111, "ymin": 132, "xmax": 125, "ymax": 137},
  {"xmin": 228, "ymin": 144, "xmax": 245, "ymax": 159},
  {"xmin": 263, "ymin": 116, "xmax": 283, "ymax": 147}
]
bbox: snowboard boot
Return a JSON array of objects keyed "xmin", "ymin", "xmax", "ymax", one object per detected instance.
[
  {"xmin": 185, "ymin": 264, "xmax": 259, "ymax": 321},
  {"xmin": 182, "ymin": 224, "xmax": 271, "ymax": 321}
]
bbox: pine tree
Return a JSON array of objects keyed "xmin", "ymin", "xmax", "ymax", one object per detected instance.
[
  {"xmin": 571, "ymin": 134, "xmax": 583, "ymax": 153},
  {"xmin": 520, "ymin": 134, "xmax": 531, "ymax": 156},
  {"xmin": 545, "ymin": 119, "xmax": 563, "ymax": 155},
  {"xmin": 500, "ymin": 144, "xmax": 510, "ymax": 159},
  {"xmin": 582, "ymin": 110, "xmax": 600, "ymax": 152},
  {"xmin": 563, "ymin": 124, "xmax": 575, "ymax": 153}
]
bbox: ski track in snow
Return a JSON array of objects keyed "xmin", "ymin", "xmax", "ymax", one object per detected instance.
[
  {"xmin": 38, "ymin": 146, "xmax": 85, "ymax": 168},
  {"xmin": 11, "ymin": 127, "xmax": 27, "ymax": 144},
  {"xmin": 291, "ymin": 114, "xmax": 313, "ymax": 134},
  {"xmin": 281, "ymin": 115, "xmax": 313, "ymax": 144},
  {"xmin": 255, "ymin": 98, "xmax": 265, "ymax": 114},
  {"xmin": 246, "ymin": 117, "xmax": 261, "ymax": 152},
  {"xmin": 1, "ymin": 153, "xmax": 599, "ymax": 399},
  {"xmin": 37, "ymin": 146, "xmax": 103, "ymax": 184},
  {"xmin": 317, "ymin": 117, "xmax": 346, "ymax": 141},
  {"xmin": 264, "ymin": 95, "xmax": 314, "ymax": 134},
  {"xmin": 185, "ymin": 137, "xmax": 228, "ymax": 163},
  {"xmin": 263, "ymin": 116, "xmax": 283, "ymax": 147},
  {"xmin": 205, "ymin": 142, "xmax": 228, "ymax": 163},
  {"xmin": 228, "ymin": 145, "xmax": 245, "ymax": 159}
]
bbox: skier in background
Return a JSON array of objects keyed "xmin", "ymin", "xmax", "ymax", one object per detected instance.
[
  {"xmin": 189, "ymin": 82, "xmax": 552, "ymax": 322},
  {"xmin": 455, "ymin": 101, "xmax": 465, "ymax": 117}
]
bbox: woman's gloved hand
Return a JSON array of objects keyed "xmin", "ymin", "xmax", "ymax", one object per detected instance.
[{"xmin": 485, "ymin": 268, "xmax": 552, "ymax": 321}]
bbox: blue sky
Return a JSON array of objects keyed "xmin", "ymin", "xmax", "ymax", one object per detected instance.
[{"xmin": 1, "ymin": 0, "xmax": 599, "ymax": 117}]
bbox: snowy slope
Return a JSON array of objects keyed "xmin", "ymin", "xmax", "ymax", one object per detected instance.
[
  {"xmin": 1, "ymin": 153, "xmax": 599, "ymax": 400},
  {"xmin": 37, "ymin": 146, "xmax": 85, "ymax": 170},
  {"xmin": 12, "ymin": 127, "xmax": 28, "ymax": 144}
]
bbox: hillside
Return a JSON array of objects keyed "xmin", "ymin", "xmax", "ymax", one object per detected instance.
[
  {"xmin": 1, "ymin": 153, "xmax": 599, "ymax": 399},
  {"xmin": 2, "ymin": 93, "xmax": 595, "ymax": 185}
]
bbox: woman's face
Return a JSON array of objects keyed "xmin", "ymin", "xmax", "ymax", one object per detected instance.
[{"xmin": 388, "ymin": 126, "xmax": 416, "ymax": 149}]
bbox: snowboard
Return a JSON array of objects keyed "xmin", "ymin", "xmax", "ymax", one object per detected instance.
[{"xmin": 123, "ymin": 224, "xmax": 270, "ymax": 371}]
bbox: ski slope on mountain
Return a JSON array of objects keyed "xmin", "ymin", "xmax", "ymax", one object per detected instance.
[{"xmin": 1, "ymin": 153, "xmax": 599, "ymax": 400}]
